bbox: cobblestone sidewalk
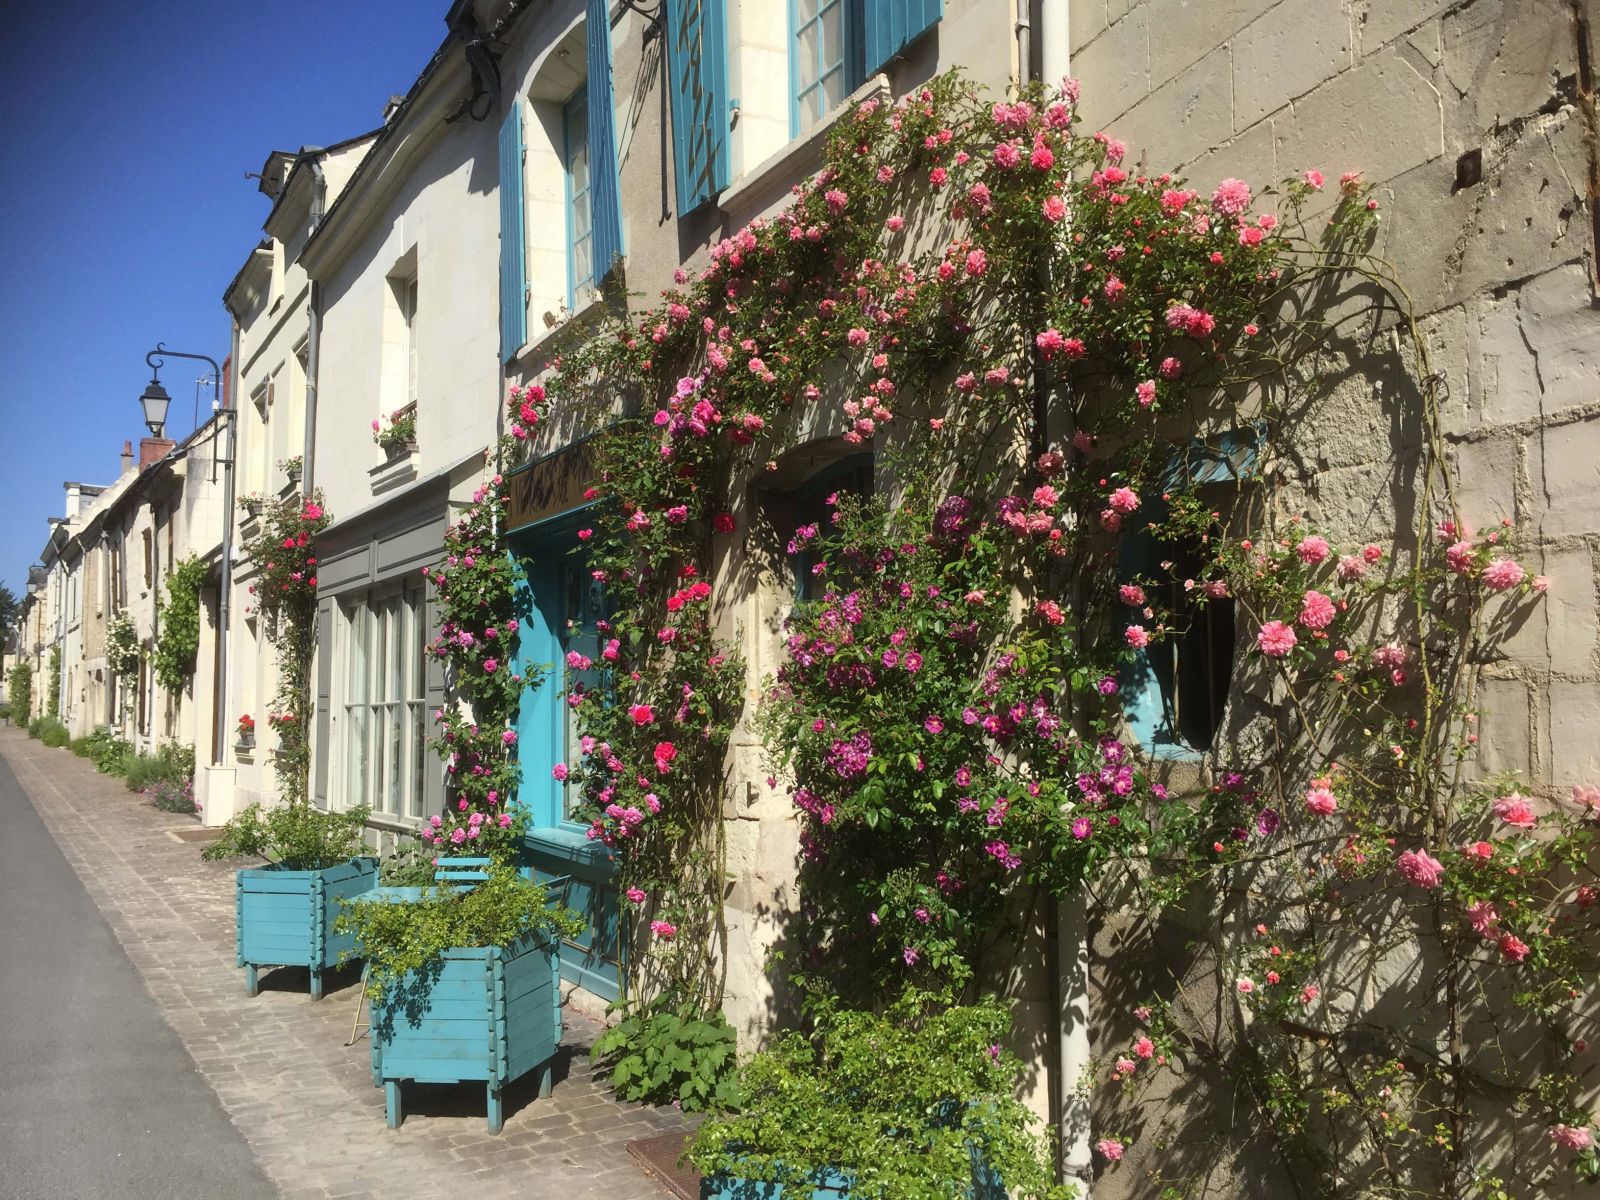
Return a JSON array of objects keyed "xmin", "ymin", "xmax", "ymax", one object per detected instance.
[{"xmin": 0, "ymin": 730, "xmax": 689, "ymax": 1200}]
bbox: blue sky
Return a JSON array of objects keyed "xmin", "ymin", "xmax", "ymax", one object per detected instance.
[{"xmin": 0, "ymin": 0, "xmax": 449, "ymax": 596}]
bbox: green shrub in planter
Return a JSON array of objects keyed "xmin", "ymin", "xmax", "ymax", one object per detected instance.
[
  {"xmin": 203, "ymin": 801, "xmax": 370, "ymax": 871},
  {"xmin": 121, "ymin": 742, "xmax": 193, "ymax": 792},
  {"xmin": 690, "ymin": 993, "xmax": 1073, "ymax": 1199}
]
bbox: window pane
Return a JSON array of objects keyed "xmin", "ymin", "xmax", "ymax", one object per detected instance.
[
  {"xmin": 820, "ymin": 2, "xmax": 843, "ymax": 70},
  {"xmin": 797, "ymin": 20, "xmax": 820, "ymax": 91}
]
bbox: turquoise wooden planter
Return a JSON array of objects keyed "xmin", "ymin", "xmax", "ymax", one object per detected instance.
[
  {"xmin": 235, "ymin": 857, "xmax": 378, "ymax": 1000},
  {"xmin": 701, "ymin": 1143, "xmax": 1005, "ymax": 1199},
  {"xmin": 369, "ymin": 928, "xmax": 561, "ymax": 1134},
  {"xmin": 700, "ymin": 1168, "xmax": 853, "ymax": 1199}
]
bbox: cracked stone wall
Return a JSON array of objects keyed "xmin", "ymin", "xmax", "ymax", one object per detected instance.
[{"xmin": 1069, "ymin": 0, "xmax": 1599, "ymax": 1194}]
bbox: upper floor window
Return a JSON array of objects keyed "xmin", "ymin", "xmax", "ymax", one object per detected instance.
[
  {"xmin": 792, "ymin": 0, "xmax": 860, "ymax": 136},
  {"xmin": 402, "ymin": 276, "xmax": 419, "ymax": 405},
  {"xmin": 563, "ymin": 87, "xmax": 594, "ymax": 310},
  {"xmin": 789, "ymin": 0, "xmax": 943, "ymax": 138}
]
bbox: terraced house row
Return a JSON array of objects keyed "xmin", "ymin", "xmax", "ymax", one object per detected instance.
[{"xmin": 5, "ymin": 2, "xmax": 1594, "ymax": 1193}]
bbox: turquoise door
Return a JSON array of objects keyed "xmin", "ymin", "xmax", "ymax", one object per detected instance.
[{"xmin": 511, "ymin": 520, "xmax": 623, "ymax": 1001}]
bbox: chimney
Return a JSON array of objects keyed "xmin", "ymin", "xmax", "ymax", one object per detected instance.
[
  {"xmin": 120, "ymin": 441, "xmax": 134, "ymax": 475},
  {"xmin": 139, "ymin": 438, "xmax": 175, "ymax": 470},
  {"xmin": 383, "ymin": 94, "xmax": 406, "ymax": 124}
]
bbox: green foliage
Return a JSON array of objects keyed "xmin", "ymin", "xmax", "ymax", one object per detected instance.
[
  {"xmin": 105, "ymin": 613, "xmax": 141, "ymax": 678},
  {"xmin": 6, "ymin": 663, "xmax": 31, "ymax": 726},
  {"xmin": 690, "ymin": 994, "xmax": 1071, "ymax": 1199},
  {"xmin": 120, "ymin": 742, "xmax": 193, "ymax": 793},
  {"xmin": 46, "ymin": 646, "xmax": 60, "ymax": 716},
  {"xmin": 335, "ymin": 866, "xmax": 582, "ymax": 999},
  {"xmin": 153, "ymin": 556, "xmax": 209, "ymax": 692},
  {"xmin": 36, "ymin": 716, "xmax": 69, "ymax": 747},
  {"xmin": 81, "ymin": 728, "xmax": 133, "ymax": 775},
  {"xmin": 202, "ymin": 801, "xmax": 369, "ymax": 870},
  {"xmin": 378, "ymin": 840, "xmax": 443, "ymax": 886},
  {"xmin": 593, "ymin": 998, "xmax": 739, "ymax": 1112},
  {"xmin": 241, "ymin": 494, "xmax": 330, "ymax": 806}
]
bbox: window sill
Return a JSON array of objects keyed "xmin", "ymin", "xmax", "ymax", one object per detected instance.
[
  {"xmin": 718, "ymin": 74, "xmax": 893, "ymax": 216},
  {"xmin": 508, "ymin": 293, "xmax": 610, "ymax": 367},
  {"xmin": 368, "ymin": 446, "xmax": 420, "ymax": 497}
]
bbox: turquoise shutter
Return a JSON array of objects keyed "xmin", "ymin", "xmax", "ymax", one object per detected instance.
[
  {"xmin": 586, "ymin": 0, "xmax": 623, "ymax": 283},
  {"xmin": 664, "ymin": 0, "xmax": 731, "ymax": 213},
  {"xmin": 498, "ymin": 100, "xmax": 527, "ymax": 362},
  {"xmin": 863, "ymin": 0, "xmax": 943, "ymax": 76}
]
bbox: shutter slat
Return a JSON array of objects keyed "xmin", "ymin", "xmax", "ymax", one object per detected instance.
[
  {"xmin": 665, "ymin": 0, "xmax": 731, "ymax": 213},
  {"xmin": 863, "ymin": 0, "xmax": 942, "ymax": 77},
  {"xmin": 586, "ymin": 0, "xmax": 623, "ymax": 283},
  {"xmin": 498, "ymin": 102, "xmax": 527, "ymax": 361}
]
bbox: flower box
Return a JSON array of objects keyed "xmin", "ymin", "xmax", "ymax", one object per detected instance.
[
  {"xmin": 369, "ymin": 928, "xmax": 561, "ymax": 1134},
  {"xmin": 235, "ymin": 857, "xmax": 377, "ymax": 1000}
]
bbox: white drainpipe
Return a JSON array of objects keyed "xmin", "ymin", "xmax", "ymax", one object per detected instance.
[{"xmin": 1032, "ymin": 0, "xmax": 1094, "ymax": 1189}]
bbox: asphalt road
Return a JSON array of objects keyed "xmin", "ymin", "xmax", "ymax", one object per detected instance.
[{"xmin": 0, "ymin": 753, "xmax": 278, "ymax": 1200}]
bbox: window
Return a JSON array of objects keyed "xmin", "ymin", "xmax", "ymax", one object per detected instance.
[
  {"xmin": 563, "ymin": 88, "xmax": 594, "ymax": 310},
  {"xmin": 335, "ymin": 581, "xmax": 426, "ymax": 819},
  {"xmin": 791, "ymin": 0, "xmax": 858, "ymax": 136},
  {"xmin": 402, "ymin": 277, "xmax": 419, "ymax": 406},
  {"xmin": 1117, "ymin": 430, "xmax": 1259, "ymax": 758},
  {"xmin": 251, "ymin": 382, "xmax": 271, "ymax": 495},
  {"xmin": 789, "ymin": 0, "xmax": 943, "ymax": 137},
  {"xmin": 786, "ymin": 453, "xmax": 873, "ymax": 599}
]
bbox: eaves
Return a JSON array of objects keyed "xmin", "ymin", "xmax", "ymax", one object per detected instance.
[{"xmin": 299, "ymin": 44, "xmax": 473, "ymax": 282}]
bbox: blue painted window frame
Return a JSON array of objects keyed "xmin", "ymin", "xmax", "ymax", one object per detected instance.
[
  {"xmin": 563, "ymin": 88, "xmax": 594, "ymax": 312},
  {"xmin": 788, "ymin": 0, "xmax": 857, "ymax": 138}
]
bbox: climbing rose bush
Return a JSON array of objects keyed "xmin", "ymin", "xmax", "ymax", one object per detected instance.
[{"xmin": 504, "ymin": 67, "xmax": 1594, "ymax": 1197}]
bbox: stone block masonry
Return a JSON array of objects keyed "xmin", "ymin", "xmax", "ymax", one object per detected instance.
[{"xmin": 0, "ymin": 729, "xmax": 685, "ymax": 1200}]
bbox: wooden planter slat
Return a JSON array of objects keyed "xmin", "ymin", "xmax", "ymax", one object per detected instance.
[
  {"xmin": 235, "ymin": 858, "xmax": 378, "ymax": 1000},
  {"xmin": 369, "ymin": 930, "xmax": 560, "ymax": 1134}
]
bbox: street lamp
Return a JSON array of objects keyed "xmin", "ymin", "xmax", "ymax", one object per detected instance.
[
  {"xmin": 139, "ymin": 373, "xmax": 173, "ymax": 437},
  {"xmin": 139, "ymin": 342, "xmax": 236, "ymax": 769}
]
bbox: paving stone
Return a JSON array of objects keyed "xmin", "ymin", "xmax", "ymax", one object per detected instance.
[{"xmin": 0, "ymin": 730, "xmax": 685, "ymax": 1199}]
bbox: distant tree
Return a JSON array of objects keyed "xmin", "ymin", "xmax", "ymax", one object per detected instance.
[{"xmin": 0, "ymin": 583, "xmax": 17, "ymax": 643}]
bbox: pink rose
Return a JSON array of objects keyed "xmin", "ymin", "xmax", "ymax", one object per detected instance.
[
  {"xmin": 1397, "ymin": 848, "xmax": 1445, "ymax": 889},
  {"xmin": 1124, "ymin": 625, "xmax": 1151, "ymax": 649},
  {"xmin": 1465, "ymin": 899, "xmax": 1499, "ymax": 938},
  {"xmin": 1481, "ymin": 558, "xmax": 1525, "ymax": 591},
  {"xmin": 1295, "ymin": 535, "xmax": 1331, "ymax": 565},
  {"xmin": 1492, "ymin": 793, "xmax": 1538, "ymax": 829},
  {"xmin": 1498, "ymin": 932, "xmax": 1531, "ymax": 962},
  {"xmin": 1256, "ymin": 620, "xmax": 1297, "ymax": 657},
  {"xmin": 1095, "ymin": 1138, "xmax": 1125, "ymax": 1162},
  {"xmin": 1304, "ymin": 785, "xmax": 1338, "ymax": 817},
  {"xmin": 1299, "ymin": 590, "xmax": 1337, "ymax": 630},
  {"xmin": 1551, "ymin": 1124, "xmax": 1594, "ymax": 1151},
  {"xmin": 1108, "ymin": 487, "xmax": 1139, "ymax": 514}
]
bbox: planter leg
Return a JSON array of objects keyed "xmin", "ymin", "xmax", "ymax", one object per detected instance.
[
  {"xmin": 536, "ymin": 1061, "xmax": 553, "ymax": 1099},
  {"xmin": 244, "ymin": 964, "xmax": 259, "ymax": 998},
  {"xmin": 385, "ymin": 1080, "xmax": 402, "ymax": 1129},
  {"xmin": 309, "ymin": 966, "xmax": 324, "ymax": 1001},
  {"xmin": 486, "ymin": 1085, "xmax": 503, "ymax": 1135}
]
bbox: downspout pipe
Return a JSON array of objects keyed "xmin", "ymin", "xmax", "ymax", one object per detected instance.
[
  {"xmin": 1026, "ymin": 0, "xmax": 1096, "ymax": 1191},
  {"xmin": 304, "ymin": 157, "xmax": 326, "ymax": 496}
]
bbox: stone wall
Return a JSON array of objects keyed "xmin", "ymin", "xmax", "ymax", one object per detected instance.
[{"xmin": 1068, "ymin": 0, "xmax": 1597, "ymax": 1194}]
